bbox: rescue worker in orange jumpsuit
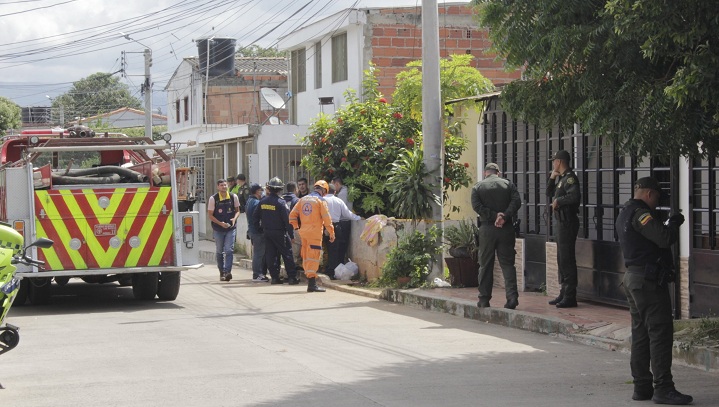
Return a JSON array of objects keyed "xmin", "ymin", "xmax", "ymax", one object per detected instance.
[{"xmin": 289, "ymin": 180, "xmax": 335, "ymax": 292}]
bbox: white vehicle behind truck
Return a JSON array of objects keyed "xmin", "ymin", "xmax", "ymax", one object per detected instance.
[{"xmin": 0, "ymin": 126, "xmax": 203, "ymax": 304}]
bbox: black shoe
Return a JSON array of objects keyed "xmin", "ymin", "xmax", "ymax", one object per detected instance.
[
  {"xmin": 548, "ymin": 296, "xmax": 563, "ymax": 305},
  {"xmin": 307, "ymin": 277, "xmax": 326, "ymax": 292},
  {"xmin": 477, "ymin": 301, "xmax": 490, "ymax": 308},
  {"xmin": 225, "ymin": 272, "xmax": 232, "ymax": 282},
  {"xmin": 220, "ymin": 273, "xmax": 227, "ymax": 281},
  {"xmin": 504, "ymin": 298, "xmax": 519, "ymax": 310},
  {"xmin": 632, "ymin": 387, "xmax": 653, "ymax": 401},
  {"xmin": 286, "ymin": 277, "xmax": 300, "ymax": 285},
  {"xmin": 270, "ymin": 278, "xmax": 283, "ymax": 285},
  {"xmin": 652, "ymin": 389, "xmax": 693, "ymax": 405},
  {"xmin": 556, "ymin": 298, "xmax": 578, "ymax": 308}
]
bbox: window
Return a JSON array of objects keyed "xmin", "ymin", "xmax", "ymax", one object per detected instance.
[
  {"xmin": 175, "ymin": 100, "xmax": 180, "ymax": 123},
  {"xmin": 183, "ymin": 97, "xmax": 189, "ymax": 121},
  {"xmin": 314, "ymin": 41, "xmax": 322, "ymax": 89},
  {"xmin": 332, "ymin": 33, "xmax": 347, "ymax": 83},
  {"xmin": 291, "ymin": 48, "xmax": 306, "ymax": 94}
]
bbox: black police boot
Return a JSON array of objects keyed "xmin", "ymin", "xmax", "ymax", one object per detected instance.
[
  {"xmin": 307, "ymin": 277, "xmax": 325, "ymax": 292},
  {"xmin": 652, "ymin": 389, "xmax": 693, "ymax": 405},
  {"xmin": 632, "ymin": 386, "xmax": 653, "ymax": 401},
  {"xmin": 504, "ymin": 298, "xmax": 519, "ymax": 310},
  {"xmin": 270, "ymin": 277, "xmax": 283, "ymax": 285},
  {"xmin": 286, "ymin": 277, "xmax": 300, "ymax": 285},
  {"xmin": 548, "ymin": 295, "xmax": 563, "ymax": 305},
  {"xmin": 477, "ymin": 300, "xmax": 491, "ymax": 308},
  {"xmin": 556, "ymin": 298, "xmax": 578, "ymax": 308}
]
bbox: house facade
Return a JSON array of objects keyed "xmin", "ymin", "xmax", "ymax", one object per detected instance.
[
  {"xmin": 164, "ymin": 54, "xmax": 308, "ymax": 238},
  {"xmin": 73, "ymin": 107, "xmax": 167, "ymax": 129},
  {"xmin": 464, "ymin": 93, "xmax": 717, "ymax": 319},
  {"xmin": 277, "ymin": 3, "xmax": 521, "ymax": 219},
  {"xmin": 278, "ymin": 3, "xmax": 520, "ymax": 126}
]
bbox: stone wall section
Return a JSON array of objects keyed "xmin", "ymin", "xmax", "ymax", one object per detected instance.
[
  {"xmin": 491, "ymin": 238, "xmax": 525, "ymax": 292},
  {"xmin": 545, "ymin": 242, "xmax": 560, "ymax": 298},
  {"xmin": 679, "ymin": 256, "xmax": 690, "ymax": 319}
]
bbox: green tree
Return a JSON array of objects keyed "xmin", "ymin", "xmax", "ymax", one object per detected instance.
[
  {"xmin": 236, "ymin": 44, "xmax": 287, "ymax": 58},
  {"xmin": 0, "ymin": 96, "xmax": 21, "ymax": 135},
  {"xmin": 473, "ymin": 0, "xmax": 719, "ymax": 158},
  {"xmin": 52, "ymin": 73, "xmax": 142, "ymax": 125},
  {"xmin": 393, "ymin": 54, "xmax": 493, "ymax": 211},
  {"xmin": 393, "ymin": 54, "xmax": 493, "ymax": 119}
]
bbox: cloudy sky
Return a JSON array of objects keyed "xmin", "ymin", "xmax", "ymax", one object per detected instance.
[{"xmin": 0, "ymin": 0, "xmax": 468, "ymax": 113}]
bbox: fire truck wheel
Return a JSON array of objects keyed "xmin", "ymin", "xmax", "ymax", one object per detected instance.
[
  {"xmin": 13, "ymin": 279, "xmax": 29, "ymax": 306},
  {"xmin": 157, "ymin": 272, "xmax": 181, "ymax": 301},
  {"xmin": 118, "ymin": 276, "xmax": 133, "ymax": 287},
  {"xmin": 28, "ymin": 278, "xmax": 52, "ymax": 305},
  {"xmin": 54, "ymin": 277, "xmax": 70, "ymax": 286},
  {"xmin": 132, "ymin": 273, "xmax": 159, "ymax": 300}
]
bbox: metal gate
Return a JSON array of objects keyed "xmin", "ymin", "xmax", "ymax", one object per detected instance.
[
  {"xmin": 481, "ymin": 94, "xmax": 677, "ymax": 307},
  {"xmin": 689, "ymin": 156, "xmax": 719, "ymax": 317},
  {"xmin": 268, "ymin": 146, "xmax": 309, "ymax": 185}
]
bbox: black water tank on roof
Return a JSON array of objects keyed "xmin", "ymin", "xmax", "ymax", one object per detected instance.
[{"xmin": 197, "ymin": 37, "xmax": 237, "ymax": 77}]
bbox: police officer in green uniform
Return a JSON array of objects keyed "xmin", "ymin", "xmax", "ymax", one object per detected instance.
[
  {"xmin": 546, "ymin": 150, "xmax": 581, "ymax": 308},
  {"xmin": 471, "ymin": 163, "xmax": 522, "ymax": 309},
  {"xmin": 615, "ymin": 177, "xmax": 692, "ymax": 405}
]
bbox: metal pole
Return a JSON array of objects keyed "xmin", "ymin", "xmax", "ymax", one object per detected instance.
[
  {"xmin": 204, "ymin": 38, "xmax": 213, "ymax": 126},
  {"xmin": 422, "ymin": 0, "xmax": 443, "ymax": 276},
  {"xmin": 144, "ymin": 48, "xmax": 152, "ymax": 139}
]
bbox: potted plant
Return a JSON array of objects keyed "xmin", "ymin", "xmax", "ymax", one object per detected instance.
[{"xmin": 443, "ymin": 219, "xmax": 479, "ymax": 287}]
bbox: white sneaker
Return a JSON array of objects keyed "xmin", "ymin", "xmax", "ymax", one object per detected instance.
[{"xmin": 253, "ymin": 275, "xmax": 270, "ymax": 282}]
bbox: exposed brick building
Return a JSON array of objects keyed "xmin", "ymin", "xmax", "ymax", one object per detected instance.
[{"xmin": 278, "ymin": 3, "xmax": 521, "ymax": 125}]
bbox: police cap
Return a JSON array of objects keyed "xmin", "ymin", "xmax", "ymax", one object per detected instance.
[
  {"xmin": 249, "ymin": 183, "xmax": 262, "ymax": 194},
  {"xmin": 550, "ymin": 150, "xmax": 571, "ymax": 162},
  {"xmin": 634, "ymin": 177, "xmax": 661, "ymax": 193},
  {"xmin": 484, "ymin": 163, "xmax": 500, "ymax": 172}
]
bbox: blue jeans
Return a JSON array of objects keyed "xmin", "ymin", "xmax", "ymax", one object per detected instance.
[
  {"xmin": 249, "ymin": 231, "xmax": 267, "ymax": 278},
  {"xmin": 213, "ymin": 228, "xmax": 237, "ymax": 274}
]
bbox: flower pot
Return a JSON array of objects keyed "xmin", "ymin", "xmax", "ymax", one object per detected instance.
[
  {"xmin": 396, "ymin": 276, "xmax": 411, "ymax": 286},
  {"xmin": 448, "ymin": 247, "xmax": 472, "ymax": 258},
  {"xmin": 444, "ymin": 257, "xmax": 478, "ymax": 287}
]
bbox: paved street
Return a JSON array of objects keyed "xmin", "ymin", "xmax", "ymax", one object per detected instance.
[{"xmin": 1, "ymin": 266, "xmax": 716, "ymax": 407}]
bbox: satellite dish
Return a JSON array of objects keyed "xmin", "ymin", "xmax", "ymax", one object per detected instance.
[{"xmin": 260, "ymin": 88, "xmax": 287, "ymax": 110}]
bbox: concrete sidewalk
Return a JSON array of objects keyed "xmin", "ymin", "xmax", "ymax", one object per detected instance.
[{"xmin": 198, "ymin": 239, "xmax": 719, "ymax": 374}]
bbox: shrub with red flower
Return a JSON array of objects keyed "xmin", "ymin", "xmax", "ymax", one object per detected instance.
[{"xmin": 300, "ymin": 66, "xmax": 421, "ymax": 217}]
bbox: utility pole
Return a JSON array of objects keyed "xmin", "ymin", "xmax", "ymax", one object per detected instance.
[
  {"xmin": 204, "ymin": 37, "xmax": 215, "ymax": 127},
  {"xmin": 422, "ymin": 0, "xmax": 443, "ymax": 277},
  {"xmin": 144, "ymin": 48, "xmax": 152, "ymax": 139}
]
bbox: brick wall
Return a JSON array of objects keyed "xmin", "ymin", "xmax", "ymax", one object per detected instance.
[
  {"xmin": 367, "ymin": 5, "xmax": 521, "ymax": 101},
  {"xmin": 206, "ymin": 74, "xmax": 289, "ymax": 125}
]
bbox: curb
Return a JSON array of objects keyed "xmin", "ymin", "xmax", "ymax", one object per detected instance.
[{"xmin": 201, "ymin": 249, "xmax": 718, "ymax": 373}]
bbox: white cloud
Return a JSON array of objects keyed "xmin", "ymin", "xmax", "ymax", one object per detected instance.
[{"xmin": 1, "ymin": 0, "xmax": 469, "ymax": 108}]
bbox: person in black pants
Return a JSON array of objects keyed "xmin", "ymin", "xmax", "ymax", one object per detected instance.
[
  {"xmin": 253, "ymin": 177, "xmax": 299, "ymax": 285},
  {"xmin": 615, "ymin": 177, "xmax": 692, "ymax": 405},
  {"xmin": 546, "ymin": 150, "xmax": 581, "ymax": 308},
  {"xmin": 323, "ymin": 184, "xmax": 360, "ymax": 278}
]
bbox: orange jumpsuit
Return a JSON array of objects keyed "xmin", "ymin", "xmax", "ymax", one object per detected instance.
[{"xmin": 289, "ymin": 193, "xmax": 335, "ymax": 278}]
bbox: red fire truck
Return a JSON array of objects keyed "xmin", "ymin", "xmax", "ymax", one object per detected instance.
[{"xmin": 0, "ymin": 126, "xmax": 202, "ymax": 304}]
